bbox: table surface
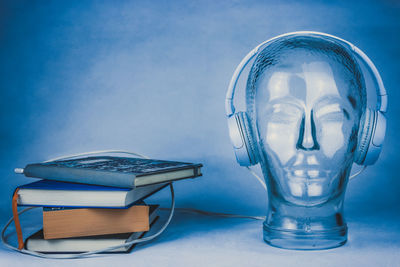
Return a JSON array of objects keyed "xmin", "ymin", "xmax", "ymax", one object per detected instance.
[{"xmin": 1, "ymin": 206, "xmax": 399, "ymax": 267}]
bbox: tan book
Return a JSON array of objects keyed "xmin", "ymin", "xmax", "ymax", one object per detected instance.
[
  {"xmin": 43, "ymin": 205, "xmax": 149, "ymax": 239},
  {"xmin": 26, "ymin": 205, "xmax": 159, "ymax": 253}
]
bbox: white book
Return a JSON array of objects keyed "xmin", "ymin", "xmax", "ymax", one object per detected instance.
[{"xmin": 17, "ymin": 180, "xmax": 167, "ymax": 208}]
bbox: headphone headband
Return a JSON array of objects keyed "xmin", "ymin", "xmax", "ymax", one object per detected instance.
[{"xmin": 225, "ymin": 31, "xmax": 388, "ymax": 116}]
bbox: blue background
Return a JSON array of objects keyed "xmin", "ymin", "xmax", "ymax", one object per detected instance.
[{"xmin": 0, "ymin": 1, "xmax": 399, "ymax": 266}]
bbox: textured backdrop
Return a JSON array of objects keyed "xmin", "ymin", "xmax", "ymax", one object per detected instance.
[{"xmin": 0, "ymin": 1, "xmax": 399, "ymax": 265}]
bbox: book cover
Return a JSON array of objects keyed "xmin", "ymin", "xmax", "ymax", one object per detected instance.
[{"xmin": 22, "ymin": 156, "xmax": 203, "ymax": 188}]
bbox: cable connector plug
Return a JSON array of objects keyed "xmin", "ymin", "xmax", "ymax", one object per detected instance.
[{"xmin": 14, "ymin": 168, "xmax": 24, "ymax": 174}]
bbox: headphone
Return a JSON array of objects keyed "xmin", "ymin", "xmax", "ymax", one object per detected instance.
[{"xmin": 225, "ymin": 31, "xmax": 387, "ymax": 167}]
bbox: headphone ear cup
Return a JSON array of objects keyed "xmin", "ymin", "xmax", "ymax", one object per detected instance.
[
  {"xmin": 354, "ymin": 108, "xmax": 375, "ymax": 165},
  {"xmin": 227, "ymin": 112, "xmax": 259, "ymax": 166},
  {"xmin": 237, "ymin": 112, "xmax": 259, "ymax": 165}
]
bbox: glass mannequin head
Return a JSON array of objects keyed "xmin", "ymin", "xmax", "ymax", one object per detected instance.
[
  {"xmin": 246, "ymin": 35, "xmax": 367, "ymax": 249},
  {"xmin": 247, "ymin": 35, "xmax": 366, "ymax": 206}
]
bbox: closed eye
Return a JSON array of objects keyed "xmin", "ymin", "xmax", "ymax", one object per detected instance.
[
  {"xmin": 266, "ymin": 103, "xmax": 303, "ymax": 122},
  {"xmin": 315, "ymin": 104, "xmax": 350, "ymax": 121}
]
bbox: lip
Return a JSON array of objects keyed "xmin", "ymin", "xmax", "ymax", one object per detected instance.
[{"xmin": 284, "ymin": 166, "xmax": 329, "ymax": 179}]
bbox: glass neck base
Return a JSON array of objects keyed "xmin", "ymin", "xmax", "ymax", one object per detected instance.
[{"xmin": 263, "ymin": 202, "xmax": 347, "ymax": 250}]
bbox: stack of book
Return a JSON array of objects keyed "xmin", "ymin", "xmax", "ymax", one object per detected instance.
[{"xmin": 13, "ymin": 156, "xmax": 202, "ymax": 253}]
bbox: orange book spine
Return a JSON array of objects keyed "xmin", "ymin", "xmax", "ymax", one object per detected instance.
[{"xmin": 43, "ymin": 205, "xmax": 149, "ymax": 239}]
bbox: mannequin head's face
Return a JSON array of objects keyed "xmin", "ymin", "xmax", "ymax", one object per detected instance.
[{"xmin": 247, "ymin": 37, "xmax": 365, "ymax": 206}]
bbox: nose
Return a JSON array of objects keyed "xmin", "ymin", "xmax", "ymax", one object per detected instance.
[{"xmin": 296, "ymin": 110, "xmax": 320, "ymax": 151}]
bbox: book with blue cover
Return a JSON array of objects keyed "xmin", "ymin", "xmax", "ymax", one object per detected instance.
[
  {"xmin": 21, "ymin": 156, "xmax": 203, "ymax": 188},
  {"xmin": 16, "ymin": 180, "xmax": 167, "ymax": 208}
]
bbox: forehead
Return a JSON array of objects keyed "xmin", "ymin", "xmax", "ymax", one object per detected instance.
[{"xmin": 256, "ymin": 55, "xmax": 354, "ymax": 107}]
